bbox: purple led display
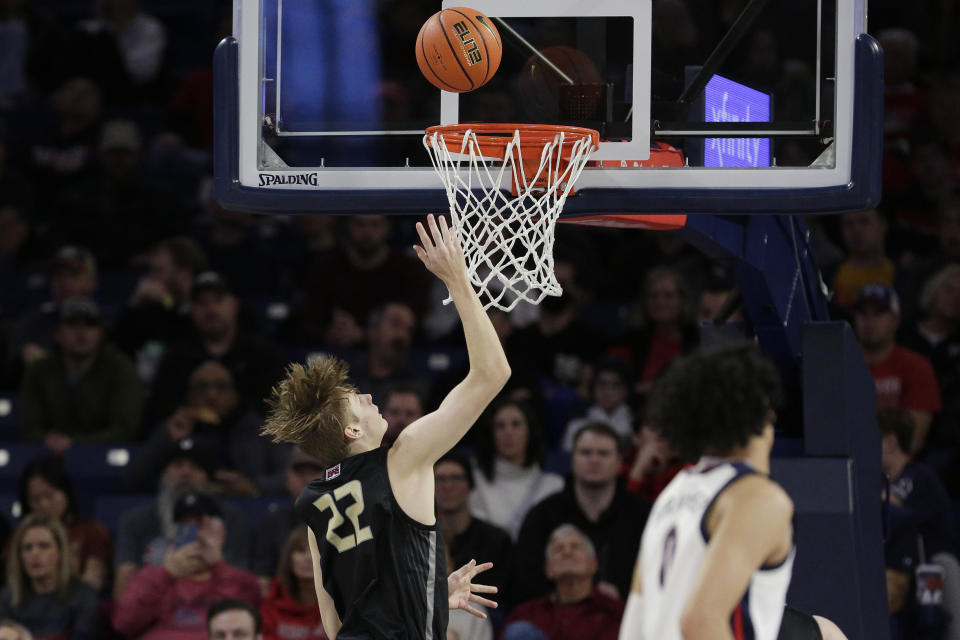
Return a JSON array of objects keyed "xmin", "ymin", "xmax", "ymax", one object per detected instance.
[{"xmin": 704, "ymin": 75, "xmax": 771, "ymax": 168}]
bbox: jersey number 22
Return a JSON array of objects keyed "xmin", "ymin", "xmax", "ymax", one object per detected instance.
[{"xmin": 313, "ymin": 480, "xmax": 374, "ymax": 552}]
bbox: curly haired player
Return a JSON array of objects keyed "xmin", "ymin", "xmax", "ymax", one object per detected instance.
[
  {"xmin": 262, "ymin": 215, "xmax": 510, "ymax": 639},
  {"xmin": 620, "ymin": 342, "xmax": 847, "ymax": 640}
]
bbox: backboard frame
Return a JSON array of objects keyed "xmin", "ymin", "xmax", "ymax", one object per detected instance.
[{"xmin": 213, "ymin": 0, "xmax": 882, "ymax": 217}]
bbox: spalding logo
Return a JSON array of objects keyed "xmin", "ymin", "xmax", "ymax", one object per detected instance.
[{"xmin": 258, "ymin": 172, "xmax": 320, "ymax": 187}]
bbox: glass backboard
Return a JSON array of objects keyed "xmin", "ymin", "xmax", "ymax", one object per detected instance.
[{"xmin": 214, "ymin": 0, "xmax": 882, "ymax": 217}]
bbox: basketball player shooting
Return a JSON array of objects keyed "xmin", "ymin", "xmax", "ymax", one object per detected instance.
[
  {"xmin": 619, "ymin": 343, "xmax": 847, "ymax": 640},
  {"xmin": 262, "ymin": 214, "xmax": 511, "ymax": 639}
]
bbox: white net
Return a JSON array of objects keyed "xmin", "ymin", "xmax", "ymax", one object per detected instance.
[{"xmin": 423, "ymin": 126, "xmax": 597, "ymax": 311}]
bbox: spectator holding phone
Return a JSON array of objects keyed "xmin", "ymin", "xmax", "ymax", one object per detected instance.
[{"xmin": 112, "ymin": 492, "xmax": 260, "ymax": 639}]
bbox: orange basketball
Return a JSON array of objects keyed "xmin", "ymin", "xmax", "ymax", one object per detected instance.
[{"xmin": 415, "ymin": 7, "xmax": 502, "ymax": 93}]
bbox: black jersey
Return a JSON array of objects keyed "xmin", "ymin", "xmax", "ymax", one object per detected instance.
[{"xmin": 295, "ymin": 447, "xmax": 448, "ymax": 639}]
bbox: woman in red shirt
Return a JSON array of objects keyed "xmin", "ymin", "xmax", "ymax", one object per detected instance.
[{"xmin": 260, "ymin": 527, "xmax": 328, "ymax": 640}]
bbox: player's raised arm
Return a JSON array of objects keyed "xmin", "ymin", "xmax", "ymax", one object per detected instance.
[{"xmin": 392, "ymin": 214, "xmax": 510, "ymax": 468}]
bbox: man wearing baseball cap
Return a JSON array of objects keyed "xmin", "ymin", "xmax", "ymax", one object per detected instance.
[
  {"xmin": 7, "ymin": 245, "xmax": 98, "ymax": 381},
  {"xmin": 20, "ymin": 295, "xmax": 143, "ymax": 453},
  {"xmin": 854, "ymin": 283, "xmax": 941, "ymax": 453},
  {"xmin": 113, "ymin": 485, "xmax": 260, "ymax": 640}
]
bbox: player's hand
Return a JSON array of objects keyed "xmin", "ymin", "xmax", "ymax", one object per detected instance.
[
  {"xmin": 413, "ymin": 214, "xmax": 468, "ymax": 287},
  {"xmin": 447, "ymin": 559, "xmax": 498, "ymax": 619}
]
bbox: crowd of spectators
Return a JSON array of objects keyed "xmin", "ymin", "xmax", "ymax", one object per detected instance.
[{"xmin": 0, "ymin": 0, "xmax": 958, "ymax": 639}]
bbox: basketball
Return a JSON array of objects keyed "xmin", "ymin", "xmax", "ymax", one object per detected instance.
[{"xmin": 415, "ymin": 7, "xmax": 502, "ymax": 93}]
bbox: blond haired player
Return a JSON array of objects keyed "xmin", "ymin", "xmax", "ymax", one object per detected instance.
[{"xmin": 262, "ymin": 215, "xmax": 510, "ymax": 639}]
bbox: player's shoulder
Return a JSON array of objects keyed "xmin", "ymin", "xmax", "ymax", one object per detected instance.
[{"xmin": 721, "ymin": 472, "xmax": 793, "ymax": 521}]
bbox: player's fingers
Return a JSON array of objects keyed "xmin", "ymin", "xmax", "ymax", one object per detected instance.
[
  {"xmin": 427, "ymin": 214, "xmax": 444, "ymax": 249},
  {"xmin": 438, "ymin": 214, "xmax": 451, "ymax": 243},
  {"xmin": 469, "ymin": 561, "xmax": 494, "ymax": 577},
  {"xmin": 415, "ymin": 222, "xmax": 434, "ymax": 251},
  {"xmin": 470, "ymin": 583, "xmax": 497, "ymax": 594},
  {"xmin": 412, "ymin": 245, "xmax": 427, "ymax": 261},
  {"xmin": 463, "ymin": 605, "xmax": 488, "ymax": 619},
  {"xmin": 469, "ymin": 594, "xmax": 498, "ymax": 608}
]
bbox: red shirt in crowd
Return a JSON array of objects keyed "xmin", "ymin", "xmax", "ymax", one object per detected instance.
[
  {"xmin": 261, "ymin": 578, "xmax": 328, "ymax": 640},
  {"xmin": 112, "ymin": 561, "xmax": 260, "ymax": 640},
  {"xmin": 499, "ymin": 588, "xmax": 624, "ymax": 640},
  {"xmin": 868, "ymin": 346, "xmax": 942, "ymax": 412}
]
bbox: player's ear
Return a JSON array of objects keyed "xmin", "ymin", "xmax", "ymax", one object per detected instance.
[{"xmin": 344, "ymin": 424, "xmax": 362, "ymax": 441}]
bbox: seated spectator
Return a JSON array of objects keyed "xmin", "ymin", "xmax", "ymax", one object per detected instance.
[
  {"xmin": 209, "ymin": 599, "xmax": 264, "ymax": 640},
  {"xmin": 515, "ymin": 424, "xmax": 650, "ymax": 601},
  {"xmin": 608, "ymin": 267, "xmax": 698, "ymax": 399},
  {"xmin": 78, "ymin": 0, "xmax": 166, "ymax": 88},
  {"xmin": 296, "ymin": 215, "xmax": 431, "ymax": 346},
  {"xmin": 113, "ymin": 492, "xmax": 260, "ymax": 640},
  {"xmin": 195, "ymin": 207, "xmax": 302, "ymax": 299},
  {"xmin": 436, "ymin": 453, "xmax": 514, "ymax": 604},
  {"xmin": 381, "ymin": 384, "xmax": 425, "ymax": 446},
  {"xmin": 131, "ymin": 360, "xmax": 289, "ymax": 495},
  {"xmin": 500, "ymin": 524, "xmax": 623, "ymax": 640},
  {"xmin": 260, "ymin": 527, "xmax": 326, "ymax": 640},
  {"xmin": 696, "ymin": 266, "xmax": 743, "ymax": 325},
  {"xmin": 147, "ymin": 271, "xmax": 285, "ymax": 422},
  {"xmin": 470, "ymin": 399, "xmax": 564, "ymax": 540},
  {"xmin": 885, "ymin": 503, "xmax": 921, "ymax": 637},
  {"xmin": 506, "ymin": 290, "xmax": 603, "ymax": 390},
  {"xmin": 252, "ymin": 448, "xmax": 324, "ymax": 589},
  {"xmin": 0, "ymin": 620, "xmax": 32, "ymax": 640},
  {"xmin": 53, "ymin": 119, "xmax": 187, "ymax": 268},
  {"xmin": 112, "ymin": 236, "xmax": 208, "ymax": 378},
  {"xmin": 0, "ymin": 514, "xmax": 99, "ymax": 639},
  {"xmin": 6, "ymin": 245, "xmax": 97, "ymax": 382},
  {"xmin": 879, "ymin": 409, "xmax": 960, "ymax": 638},
  {"xmin": 18, "ymin": 457, "xmax": 112, "ymax": 592},
  {"xmin": 899, "ymin": 265, "xmax": 960, "ymax": 447},
  {"xmin": 833, "ymin": 209, "xmax": 895, "ymax": 308},
  {"xmin": 898, "ymin": 196, "xmax": 960, "ymax": 321},
  {"xmin": 854, "ymin": 284, "xmax": 941, "ymax": 452},
  {"xmin": 560, "ymin": 359, "xmax": 633, "ymax": 450},
  {"xmin": 20, "ymin": 296, "xmax": 144, "ymax": 453},
  {"xmin": 350, "ymin": 302, "xmax": 428, "ymax": 405},
  {"xmin": 27, "ymin": 78, "xmax": 103, "ymax": 206},
  {"xmin": 114, "ymin": 442, "xmax": 253, "ymax": 600},
  {"xmin": 621, "ymin": 423, "xmax": 685, "ymax": 502}
]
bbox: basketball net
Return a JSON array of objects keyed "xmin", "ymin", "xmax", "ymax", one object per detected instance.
[{"xmin": 423, "ymin": 124, "xmax": 598, "ymax": 311}]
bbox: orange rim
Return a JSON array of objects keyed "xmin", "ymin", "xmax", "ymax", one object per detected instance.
[{"xmin": 425, "ymin": 123, "xmax": 599, "ymax": 158}]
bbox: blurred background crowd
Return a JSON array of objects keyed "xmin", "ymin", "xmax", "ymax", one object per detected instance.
[{"xmin": 0, "ymin": 0, "xmax": 958, "ymax": 639}]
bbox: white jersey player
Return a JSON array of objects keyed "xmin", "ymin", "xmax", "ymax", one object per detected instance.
[{"xmin": 619, "ymin": 343, "xmax": 846, "ymax": 640}]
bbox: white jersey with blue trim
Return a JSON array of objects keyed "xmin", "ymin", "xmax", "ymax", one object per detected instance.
[{"xmin": 638, "ymin": 458, "xmax": 794, "ymax": 640}]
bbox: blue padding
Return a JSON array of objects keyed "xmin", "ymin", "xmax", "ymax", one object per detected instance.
[
  {"xmin": 0, "ymin": 394, "xmax": 19, "ymax": 441},
  {"xmin": 93, "ymin": 494, "xmax": 155, "ymax": 535},
  {"xmin": 0, "ymin": 443, "xmax": 46, "ymax": 480},
  {"xmin": 0, "ymin": 493, "xmax": 19, "ymax": 524},
  {"xmin": 64, "ymin": 444, "xmax": 142, "ymax": 493},
  {"xmin": 771, "ymin": 437, "xmax": 803, "ymax": 458},
  {"xmin": 545, "ymin": 449, "xmax": 572, "ymax": 477},
  {"xmin": 224, "ymin": 496, "xmax": 289, "ymax": 525}
]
